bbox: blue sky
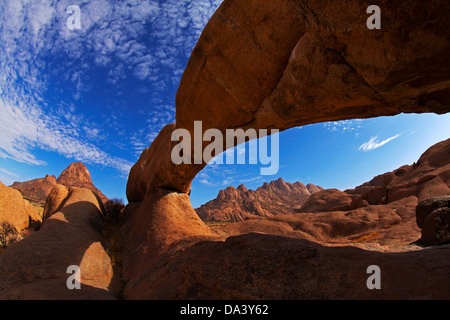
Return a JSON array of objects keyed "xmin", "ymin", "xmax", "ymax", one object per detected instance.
[{"xmin": 0, "ymin": 0, "xmax": 449, "ymax": 208}]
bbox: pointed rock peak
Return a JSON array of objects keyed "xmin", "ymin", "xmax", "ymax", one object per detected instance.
[
  {"xmin": 217, "ymin": 189, "xmax": 226, "ymax": 198},
  {"xmin": 219, "ymin": 185, "xmax": 235, "ymax": 195},
  {"xmin": 269, "ymin": 177, "xmax": 284, "ymax": 184},
  {"xmin": 293, "ymin": 181, "xmax": 307, "ymax": 189},
  {"xmin": 217, "ymin": 185, "xmax": 240, "ymax": 200},
  {"xmin": 44, "ymin": 174, "xmax": 56, "ymax": 181},
  {"xmin": 306, "ymin": 183, "xmax": 324, "ymax": 194},
  {"xmin": 270, "ymin": 177, "xmax": 291, "ymax": 191},
  {"xmin": 237, "ymin": 184, "xmax": 248, "ymax": 192},
  {"xmin": 261, "ymin": 182, "xmax": 271, "ymax": 189},
  {"xmin": 57, "ymin": 162, "xmax": 92, "ymax": 185}
]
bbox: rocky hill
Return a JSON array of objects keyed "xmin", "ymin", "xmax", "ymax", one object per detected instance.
[
  {"xmin": 196, "ymin": 178, "xmax": 324, "ymax": 221},
  {"xmin": 10, "ymin": 175, "xmax": 57, "ymax": 205},
  {"xmin": 200, "ymin": 137, "xmax": 450, "ymax": 228},
  {"xmin": 56, "ymin": 162, "xmax": 108, "ymax": 204},
  {"xmin": 10, "ymin": 162, "xmax": 108, "ymax": 205}
]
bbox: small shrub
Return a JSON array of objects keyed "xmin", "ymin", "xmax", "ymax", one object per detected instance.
[
  {"xmin": 103, "ymin": 198, "xmax": 125, "ymax": 226},
  {"xmin": 101, "ymin": 198, "xmax": 126, "ymax": 297}
]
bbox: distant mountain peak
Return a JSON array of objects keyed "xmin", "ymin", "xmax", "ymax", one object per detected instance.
[{"xmin": 57, "ymin": 162, "xmax": 92, "ymax": 186}]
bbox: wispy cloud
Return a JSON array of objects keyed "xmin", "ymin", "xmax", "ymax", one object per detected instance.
[
  {"xmin": 324, "ymin": 119, "xmax": 365, "ymax": 134},
  {"xmin": 0, "ymin": 96, "xmax": 133, "ymax": 173},
  {"xmin": 359, "ymin": 134, "xmax": 402, "ymax": 152},
  {"xmin": 0, "ymin": 0, "xmax": 222, "ymax": 174},
  {"xmin": 239, "ymin": 176, "xmax": 264, "ymax": 184},
  {"xmin": 196, "ymin": 163, "xmax": 238, "ymax": 187},
  {"xmin": 130, "ymin": 104, "xmax": 176, "ymax": 157},
  {"xmin": 0, "ymin": 168, "xmax": 19, "ymax": 178}
]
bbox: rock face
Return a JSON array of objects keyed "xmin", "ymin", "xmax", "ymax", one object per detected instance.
[
  {"xmin": 121, "ymin": 139, "xmax": 450, "ymax": 299},
  {"xmin": 120, "ymin": 188, "xmax": 214, "ymax": 299},
  {"xmin": 127, "ymin": 233, "xmax": 450, "ymax": 300},
  {"xmin": 296, "ymin": 189, "xmax": 353, "ymax": 213},
  {"xmin": 196, "ymin": 178, "xmax": 323, "ymax": 221},
  {"xmin": 121, "ymin": 0, "xmax": 450, "ymax": 299},
  {"xmin": 346, "ymin": 139, "xmax": 450, "ymax": 205},
  {"xmin": 56, "ymin": 162, "xmax": 94, "ymax": 187},
  {"xmin": 42, "ymin": 184, "xmax": 70, "ymax": 222},
  {"xmin": 0, "ymin": 187, "xmax": 117, "ymax": 300},
  {"xmin": 56, "ymin": 162, "xmax": 109, "ymax": 204},
  {"xmin": 10, "ymin": 174, "xmax": 57, "ymax": 205},
  {"xmin": 0, "ymin": 182, "xmax": 40, "ymax": 232}
]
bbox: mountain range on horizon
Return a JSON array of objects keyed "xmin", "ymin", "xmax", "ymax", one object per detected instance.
[
  {"xmin": 195, "ymin": 178, "xmax": 324, "ymax": 221},
  {"xmin": 196, "ymin": 138, "xmax": 450, "ymax": 223}
]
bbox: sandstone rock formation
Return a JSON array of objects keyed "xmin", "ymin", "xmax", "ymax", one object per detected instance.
[
  {"xmin": 120, "ymin": 139, "xmax": 450, "ymax": 299},
  {"xmin": 346, "ymin": 139, "xmax": 450, "ymax": 205},
  {"xmin": 196, "ymin": 178, "xmax": 323, "ymax": 221},
  {"xmin": 128, "ymin": 0, "xmax": 450, "ymax": 201},
  {"xmin": 416, "ymin": 195, "xmax": 450, "ymax": 245},
  {"xmin": 0, "ymin": 187, "xmax": 117, "ymax": 299},
  {"xmin": 296, "ymin": 189, "xmax": 353, "ymax": 213},
  {"xmin": 42, "ymin": 184, "xmax": 70, "ymax": 222},
  {"xmin": 0, "ymin": 182, "xmax": 41, "ymax": 233},
  {"xmin": 121, "ymin": 0, "xmax": 449, "ymax": 299},
  {"xmin": 56, "ymin": 162, "xmax": 109, "ymax": 204}
]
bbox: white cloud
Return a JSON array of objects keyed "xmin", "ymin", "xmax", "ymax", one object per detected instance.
[
  {"xmin": 0, "ymin": 0, "xmax": 223, "ymax": 175},
  {"xmin": 324, "ymin": 119, "xmax": 365, "ymax": 133},
  {"xmin": 359, "ymin": 134, "xmax": 402, "ymax": 152},
  {"xmin": 199, "ymin": 178, "xmax": 216, "ymax": 186},
  {"xmin": 0, "ymin": 95, "xmax": 133, "ymax": 174},
  {"xmin": 130, "ymin": 104, "xmax": 176, "ymax": 157},
  {"xmin": 239, "ymin": 176, "xmax": 263, "ymax": 184},
  {"xmin": 0, "ymin": 168, "xmax": 19, "ymax": 178}
]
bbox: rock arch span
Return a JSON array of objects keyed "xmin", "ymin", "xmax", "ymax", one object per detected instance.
[
  {"xmin": 121, "ymin": 0, "xmax": 449, "ymax": 298},
  {"xmin": 127, "ymin": 0, "xmax": 449, "ymax": 202}
]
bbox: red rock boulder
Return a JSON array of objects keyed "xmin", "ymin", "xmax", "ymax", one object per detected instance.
[
  {"xmin": 416, "ymin": 195, "xmax": 450, "ymax": 245},
  {"xmin": 296, "ymin": 189, "xmax": 353, "ymax": 213}
]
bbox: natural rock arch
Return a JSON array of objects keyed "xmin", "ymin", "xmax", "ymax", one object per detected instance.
[
  {"xmin": 121, "ymin": 0, "xmax": 449, "ymax": 298},
  {"xmin": 127, "ymin": 0, "xmax": 449, "ymax": 201}
]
